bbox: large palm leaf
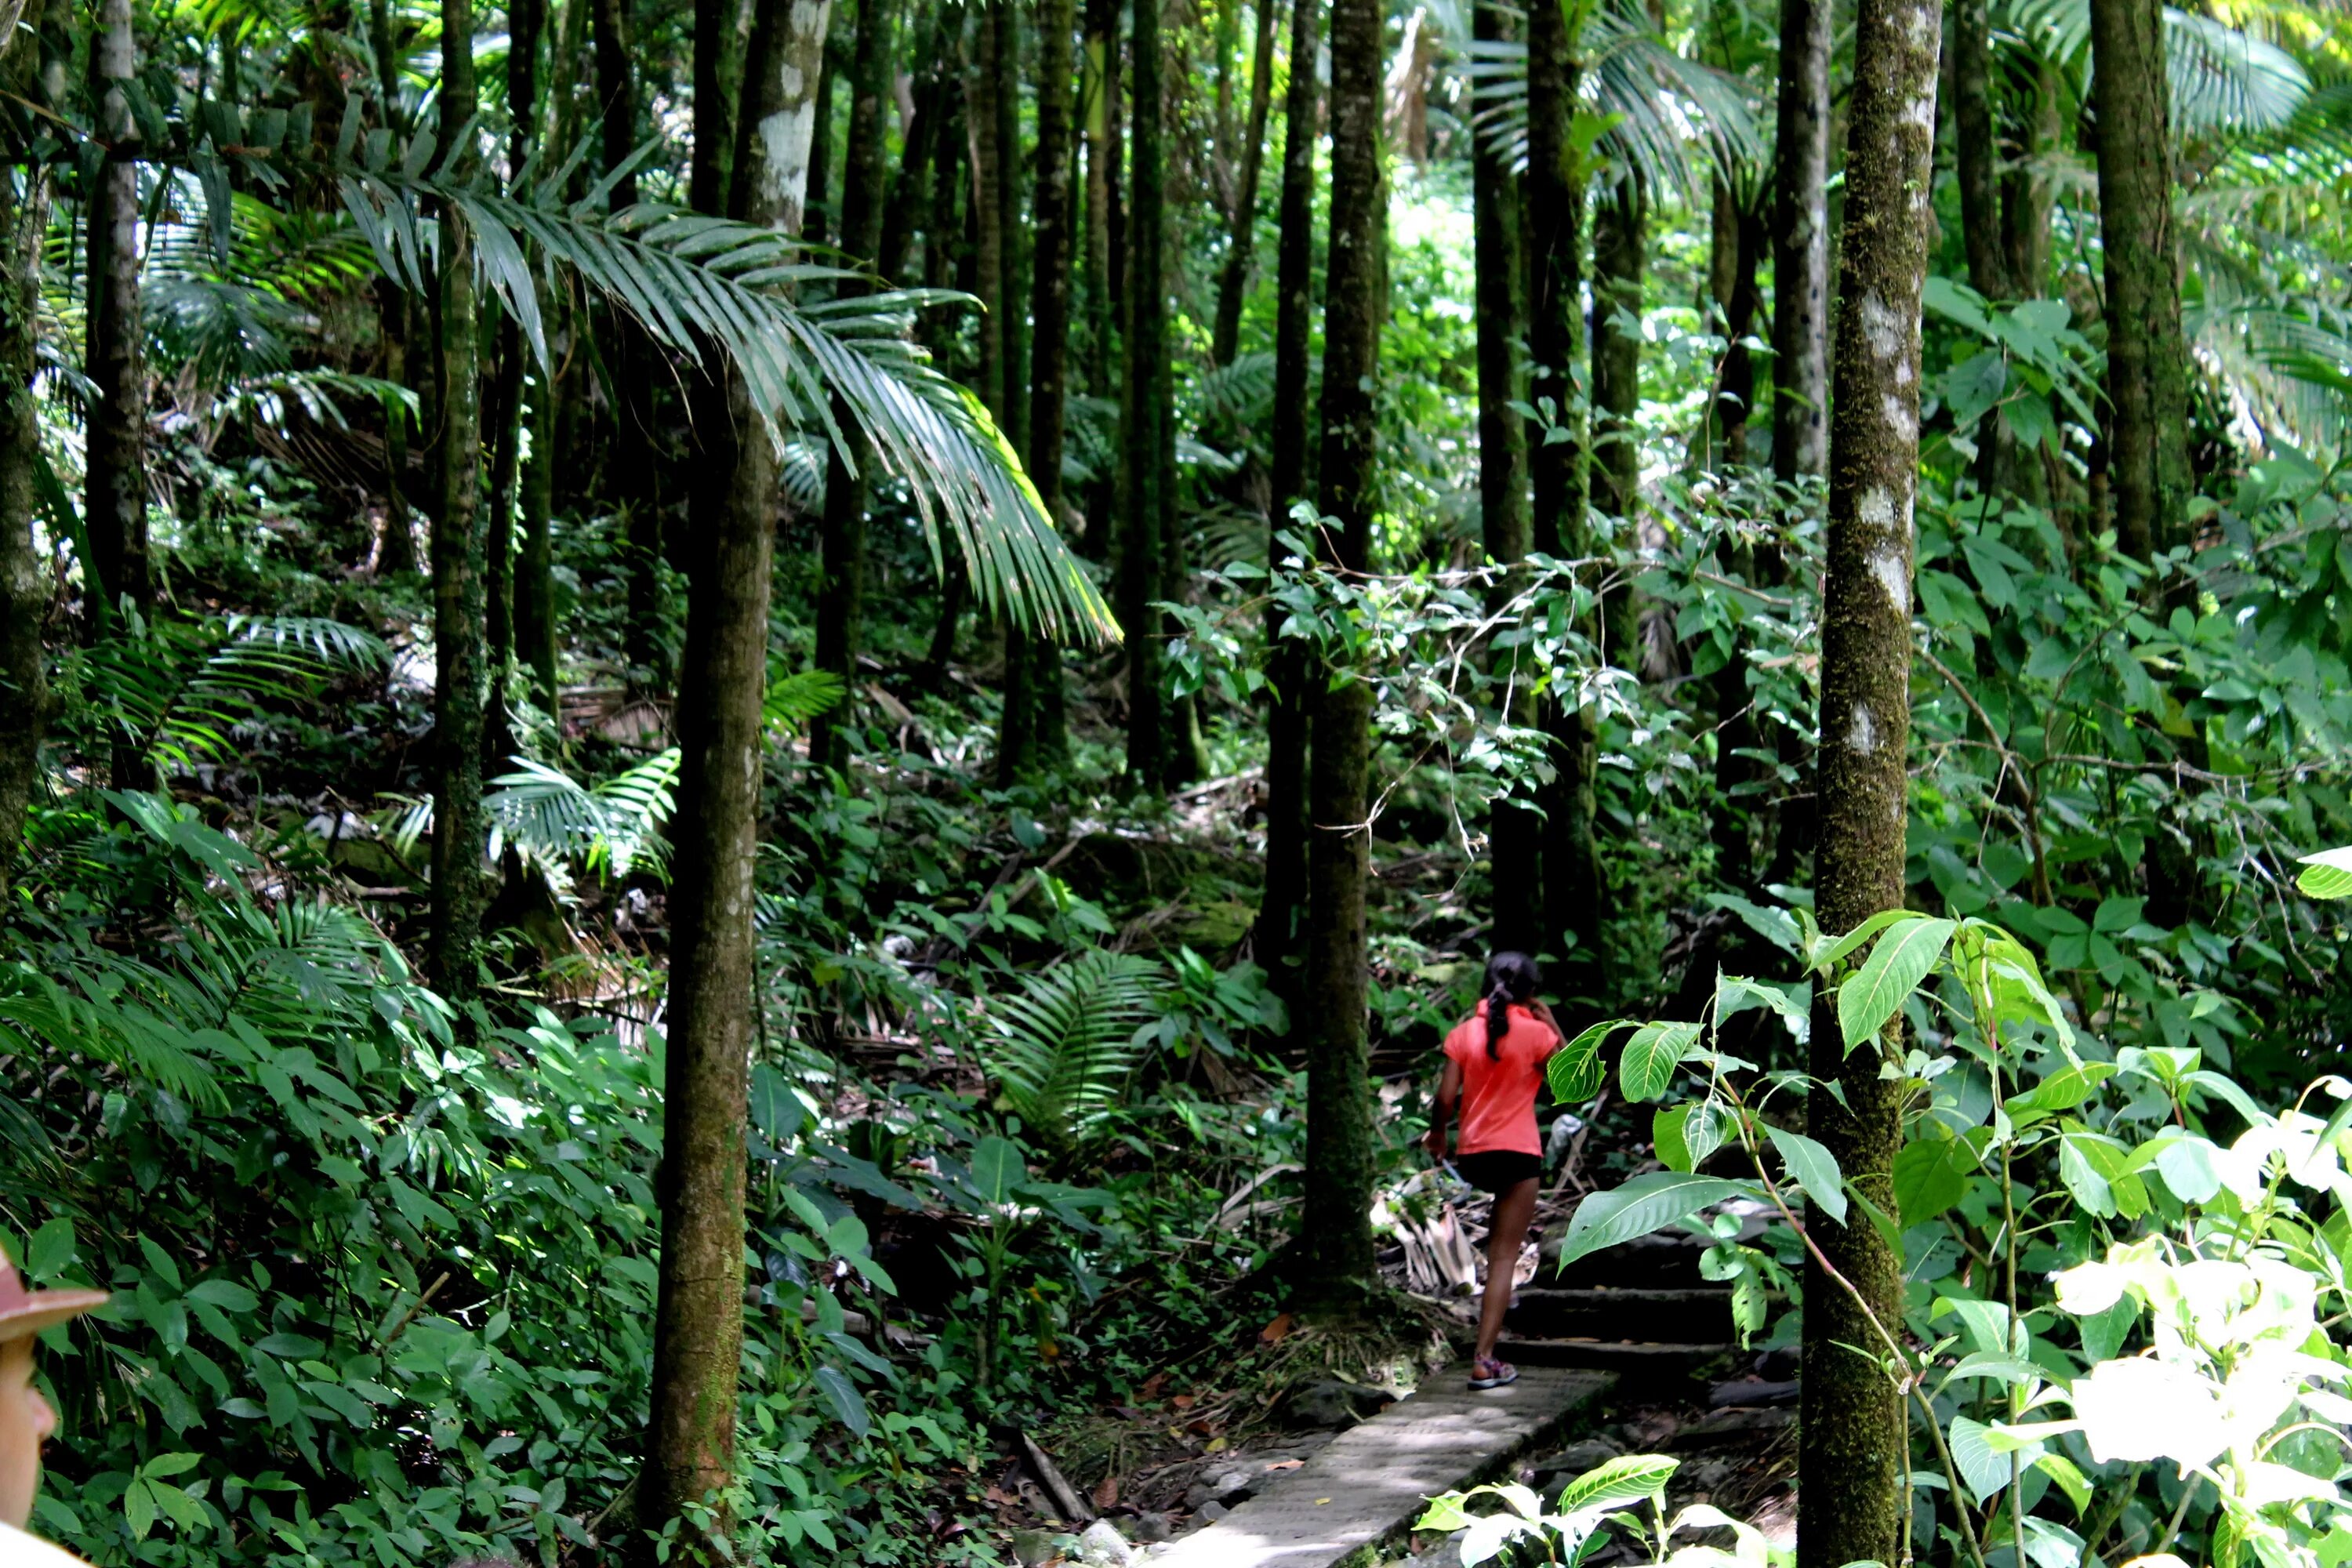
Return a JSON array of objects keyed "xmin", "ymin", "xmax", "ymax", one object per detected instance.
[
  {"xmin": 2003, "ymin": 0, "xmax": 2310, "ymax": 136},
  {"xmin": 332, "ymin": 111, "xmax": 1117, "ymax": 646}
]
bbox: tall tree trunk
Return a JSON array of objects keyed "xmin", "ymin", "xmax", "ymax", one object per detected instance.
[
  {"xmin": 1797, "ymin": 0, "xmax": 1939, "ymax": 1558},
  {"xmin": 516, "ymin": 0, "xmax": 581, "ymax": 716},
  {"xmin": 1295, "ymin": 0, "xmax": 1381, "ymax": 1305},
  {"xmin": 877, "ymin": 5, "xmax": 942, "ymax": 280},
  {"xmin": 1771, "ymin": 0, "xmax": 1831, "ymax": 485},
  {"xmin": 593, "ymin": 0, "xmax": 664, "ymax": 681},
  {"xmin": 1590, "ymin": 170, "xmax": 1643, "ymax": 658},
  {"xmin": 369, "ymin": 0, "xmax": 420, "ymax": 575},
  {"xmin": 1952, "ymin": 0, "xmax": 2012, "ymax": 300},
  {"xmin": 993, "ymin": 0, "xmax": 1029, "ymax": 456},
  {"xmin": 927, "ymin": 67, "xmax": 966, "ymax": 292},
  {"xmin": 430, "ymin": 0, "xmax": 490, "ymax": 1011},
  {"xmin": 1120, "ymin": 0, "xmax": 1169, "ymax": 785},
  {"xmin": 1707, "ymin": 180, "xmax": 1764, "ymax": 889},
  {"xmin": 642, "ymin": 0, "xmax": 829, "ymax": 1550},
  {"xmin": 1001, "ymin": 0, "xmax": 1079, "ymax": 782},
  {"xmin": 1254, "ymin": 0, "xmax": 1319, "ymax": 986},
  {"xmin": 1, "ymin": 69, "xmax": 51, "ymax": 874},
  {"xmin": 1472, "ymin": 0, "xmax": 1539, "ymax": 952},
  {"xmin": 85, "ymin": 0, "xmax": 147, "ymax": 641},
  {"xmin": 1210, "ymin": 0, "xmax": 1280, "ymax": 366},
  {"xmin": 483, "ymin": 0, "xmax": 546, "ymax": 754},
  {"xmin": 1526, "ymin": 0, "xmax": 1602, "ymax": 994},
  {"xmin": 967, "ymin": 8, "xmax": 1007, "ymax": 421},
  {"xmin": 1083, "ymin": 0, "xmax": 1123, "ymax": 393},
  {"xmin": 2001, "ymin": 63, "xmax": 2056, "ymax": 299},
  {"xmin": 2089, "ymin": 0, "xmax": 2191, "ymax": 568},
  {"xmin": 808, "ymin": 0, "xmax": 898, "ymax": 778}
]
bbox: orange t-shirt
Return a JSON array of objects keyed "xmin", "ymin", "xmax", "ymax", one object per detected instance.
[{"xmin": 1442, "ymin": 1004, "xmax": 1563, "ymax": 1156}]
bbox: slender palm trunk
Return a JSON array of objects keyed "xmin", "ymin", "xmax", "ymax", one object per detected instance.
[
  {"xmin": 1120, "ymin": 0, "xmax": 1170, "ymax": 785},
  {"xmin": 1210, "ymin": 0, "xmax": 1281, "ymax": 366},
  {"xmin": 1295, "ymin": 0, "xmax": 1381, "ymax": 1305},
  {"xmin": 1, "ymin": 87, "xmax": 51, "ymax": 873},
  {"xmin": 369, "ymin": 0, "xmax": 420, "ymax": 575},
  {"xmin": 516, "ymin": 0, "xmax": 582, "ymax": 716},
  {"xmin": 642, "ymin": 0, "xmax": 830, "ymax": 1551},
  {"xmin": 85, "ymin": 0, "xmax": 147, "ymax": 644},
  {"xmin": 1797, "ymin": 0, "xmax": 1940, "ymax": 1559},
  {"xmin": 1526, "ymin": 0, "xmax": 1602, "ymax": 995},
  {"xmin": 877, "ymin": 5, "xmax": 941, "ymax": 281},
  {"xmin": 808, "ymin": 0, "xmax": 898, "ymax": 777},
  {"xmin": 1590, "ymin": 171, "xmax": 1643, "ymax": 657},
  {"xmin": 1771, "ymin": 0, "xmax": 1831, "ymax": 485},
  {"xmin": 2089, "ymin": 0, "xmax": 2191, "ymax": 567},
  {"xmin": 430, "ymin": 0, "xmax": 489, "ymax": 1011},
  {"xmin": 1001, "ymin": 0, "xmax": 1079, "ymax": 782},
  {"xmin": 1254, "ymin": 0, "xmax": 1319, "ymax": 987},
  {"xmin": 483, "ymin": 0, "xmax": 546, "ymax": 758},
  {"xmin": 593, "ymin": 0, "xmax": 664, "ymax": 681},
  {"xmin": 1472, "ymin": 0, "xmax": 1539, "ymax": 951},
  {"xmin": 1952, "ymin": 0, "xmax": 2012, "ymax": 301},
  {"xmin": 994, "ymin": 0, "xmax": 1029, "ymax": 456}
]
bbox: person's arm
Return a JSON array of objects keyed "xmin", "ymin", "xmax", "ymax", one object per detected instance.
[
  {"xmin": 1424, "ymin": 1057, "xmax": 1464, "ymax": 1159},
  {"xmin": 1530, "ymin": 998, "xmax": 1565, "ymax": 1058}
]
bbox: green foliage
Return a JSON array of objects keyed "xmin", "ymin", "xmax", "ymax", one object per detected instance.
[{"xmin": 981, "ymin": 949, "xmax": 1167, "ymax": 1156}]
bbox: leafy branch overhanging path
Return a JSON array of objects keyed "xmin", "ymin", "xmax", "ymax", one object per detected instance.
[{"xmin": 1155, "ymin": 1365, "xmax": 1613, "ymax": 1568}]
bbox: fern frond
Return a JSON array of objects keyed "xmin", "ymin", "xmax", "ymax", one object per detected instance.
[{"xmin": 981, "ymin": 951, "xmax": 1167, "ymax": 1154}]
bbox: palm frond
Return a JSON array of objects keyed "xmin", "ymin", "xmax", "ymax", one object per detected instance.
[
  {"xmin": 333, "ymin": 114, "xmax": 1118, "ymax": 647},
  {"xmin": 981, "ymin": 951, "xmax": 1166, "ymax": 1155},
  {"xmin": 2004, "ymin": 0, "xmax": 2309, "ymax": 136},
  {"xmin": 485, "ymin": 750, "xmax": 681, "ymax": 883},
  {"xmin": 73, "ymin": 615, "xmax": 389, "ymax": 775}
]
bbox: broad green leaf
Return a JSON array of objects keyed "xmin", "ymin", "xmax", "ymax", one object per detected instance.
[
  {"xmin": 2035, "ymin": 1452, "xmax": 2092, "ymax": 1516},
  {"xmin": 1838, "ymin": 917, "xmax": 1957, "ymax": 1051},
  {"xmin": 1654, "ymin": 1105, "xmax": 1696, "ymax": 1172},
  {"xmin": 1620, "ymin": 1021, "xmax": 1700, "ymax": 1102},
  {"xmin": 2151, "ymin": 1135, "xmax": 2223, "ymax": 1203},
  {"xmin": 1947, "ymin": 1414, "xmax": 2014, "ymax": 1503},
  {"xmin": 2004, "ymin": 1063, "xmax": 2117, "ymax": 1127},
  {"xmin": 1553, "ymin": 1453, "xmax": 1679, "ymax": 1516},
  {"xmin": 811, "ymin": 1364, "xmax": 871, "ymax": 1438},
  {"xmin": 186, "ymin": 1279, "xmax": 260, "ymax": 1314},
  {"xmin": 1548, "ymin": 1019, "xmax": 1631, "ymax": 1103},
  {"xmin": 1808, "ymin": 907, "xmax": 1916, "ymax": 974},
  {"xmin": 1894, "ymin": 1134, "xmax": 1978, "ymax": 1225},
  {"xmin": 1766, "ymin": 1125, "xmax": 1849, "ymax": 1225},
  {"xmin": 2297, "ymin": 847, "xmax": 2352, "ymax": 900},
  {"xmin": 24, "ymin": 1218, "xmax": 75, "ymax": 1283},
  {"xmin": 749, "ymin": 1063, "xmax": 804, "ymax": 1142},
  {"xmin": 967, "ymin": 1137, "xmax": 1027, "ymax": 1206},
  {"xmin": 1554, "ymin": 1174, "xmax": 1759, "ymax": 1269}
]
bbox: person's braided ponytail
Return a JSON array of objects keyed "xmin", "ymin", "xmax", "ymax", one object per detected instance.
[{"xmin": 1481, "ymin": 950, "xmax": 1541, "ymax": 1061}]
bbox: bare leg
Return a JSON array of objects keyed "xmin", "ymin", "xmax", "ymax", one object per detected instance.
[{"xmin": 1475, "ymin": 1177, "xmax": 1541, "ymax": 1363}]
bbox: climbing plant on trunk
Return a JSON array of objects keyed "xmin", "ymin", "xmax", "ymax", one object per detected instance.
[{"xmin": 1797, "ymin": 0, "xmax": 1942, "ymax": 1559}]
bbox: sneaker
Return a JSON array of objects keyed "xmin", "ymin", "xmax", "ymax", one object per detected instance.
[{"xmin": 1468, "ymin": 1356, "xmax": 1519, "ymax": 1390}]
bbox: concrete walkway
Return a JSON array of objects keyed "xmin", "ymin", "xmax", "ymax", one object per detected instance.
[{"xmin": 1153, "ymin": 1363, "xmax": 1613, "ymax": 1568}]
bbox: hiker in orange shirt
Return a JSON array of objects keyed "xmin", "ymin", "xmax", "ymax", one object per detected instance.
[{"xmin": 1423, "ymin": 950, "xmax": 1563, "ymax": 1391}]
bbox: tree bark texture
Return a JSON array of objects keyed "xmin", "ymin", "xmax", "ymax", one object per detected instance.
[
  {"xmin": 1472, "ymin": 0, "xmax": 1540, "ymax": 951},
  {"xmin": 1000, "ymin": 0, "xmax": 1080, "ymax": 782},
  {"xmin": 1120, "ymin": 0, "xmax": 1171, "ymax": 785},
  {"xmin": 1589, "ymin": 173, "xmax": 1643, "ymax": 527},
  {"xmin": 85, "ymin": 0, "xmax": 147, "ymax": 635},
  {"xmin": 1525, "ymin": 0, "xmax": 1602, "ymax": 991},
  {"xmin": 1210, "ymin": 0, "xmax": 1281, "ymax": 367},
  {"xmin": 592, "ymin": 0, "xmax": 664, "ymax": 681},
  {"xmin": 641, "ymin": 0, "xmax": 830, "ymax": 1549},
  {"xmin": 967, "ymin": 8, "xmax": 1007, "ymax": 421},
  {"xmin": 993, "ymin": 0, "xmax": 1028, "ymax": 456},
  {"xmin": 2089, "ymin": 0, "xmax": 2192, "ymax": 565},
  {"xmin": 1797, "ymin": 0, "xmax": 1940, "ymax": 1558},
  {"xmin": 1952, "ymin": 0, "xmax": 2013, "ymax": 300},
  {"xmin": 1770, "ymin": 0, "xmax": 1831, "ymax": 484},
  {"xmin": 0, "ymin": 154, "xmax": 49, "ymax": 873},
  {"xmin": 877, "ymin": 5, "xmax": 941, "ymax": 280},
  {"xmin": 1292, "ymin": 0, "xmax": 1381, "ymax": 1304},
  {"xmin": 808, "ymin": 0, "xmax": 898, "ymax": 777},
  {"xmin": 369, "ymin": 0, "xmax": 420, "ymax": 576},
  {"xmin": 1255, "ymin": 0, "xmax": 1320, "ymax": 982},
  {"xmin": 1083, "ymin": 0, "xmax": 1124, "ymax": 408},
  {"xmin": 430, "ymin": 0, "xmax": 489, "ymax": 1011}
]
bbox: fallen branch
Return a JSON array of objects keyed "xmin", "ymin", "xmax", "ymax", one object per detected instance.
[{"xmin": 1021, "ymin": 1432, "xmax": 1094, "ymax": 1523}]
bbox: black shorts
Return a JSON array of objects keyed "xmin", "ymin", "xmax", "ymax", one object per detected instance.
[{"xmin": 1454, "ymin": 1150, "xmax": 1542, "ymax": 1194}]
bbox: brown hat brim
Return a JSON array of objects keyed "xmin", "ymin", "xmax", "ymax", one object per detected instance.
[{"xmin": 0, "ymin": 1289, "xmax": 109, "ymax": 1345}]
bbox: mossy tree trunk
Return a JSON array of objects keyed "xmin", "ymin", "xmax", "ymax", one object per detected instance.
[
  {"xmin": 2089, "ymin": 0, "xmax": 2192, "ymax": 568},
  {"xmin": 1294, "ymin": 0, "xmax": 1382, "ymax": 1306},
  {"xmin": 641, "ymin": 0, "xmax": 830, "ymax": 1552},
  {"xmin": 1590, "ymin": 171, "xmax": 1643, "ymax": 659},
  {"xmin": 1000, "ymin": 0, "xmax": 1079, "ymax": 783},
  {"xmin": 85, "ymin": 0, "xmax": 147, "ymax": 648},
  {"xmin": 808, "ymin": 0, "xmax": 898, "ymax": 778},
  {"xmin": 481, "ymin": 0, "xmax": 545, "ymax": 757},
  {"xmin": 1525, "ymin": 0, "xmax": 1603, "ymax": 997},
  {"xmin": 1120, "ymin": 0, "xmax": 1171, "ymax": 786},
  {"xmin": 1771, "ymin": 0, "xmax": 1831, "ymax": 486},
  {"xmin": 1473, "ymin": 0, "xmax": 1540, "ymax": 952},
  {"xmin": 592, "ymin": 0, "xmax": 666, "ymax": 683},
  {"xmin": 1797, "ymin": 0, "xmax": 1940, "ymax": 1557},
  {"xmin": 1, "ymin": 17, "xmax": 52, "ymax": 876},
  {"xmin": 428, "ymin": 0, "xmax": 489, "ymax": 1014},
  {"xmin": 368, "ymin": 0, "xmax": 419, "ymax": 576},
  {"xmin": 1254, "ymin": 0, "xmax": 1320, "ymax": 993}
]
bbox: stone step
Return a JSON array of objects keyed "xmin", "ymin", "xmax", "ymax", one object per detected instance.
[
  {"xmin": 1497, "ymin": 1335, "xmax": 1738, "ymax": 1388},
  {"xmin": 1507, "ymin": 1287, "xmax": 1736, "ymax": 1343},
  {"xmin": 1544, "ymin": 1232, "xmax": 1712, "ymax": 1289}
]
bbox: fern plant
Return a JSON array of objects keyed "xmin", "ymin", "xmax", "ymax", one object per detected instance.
[{"xmin": 979, "ymin": 950, "xmax": 1167, "ymax": 1157}]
